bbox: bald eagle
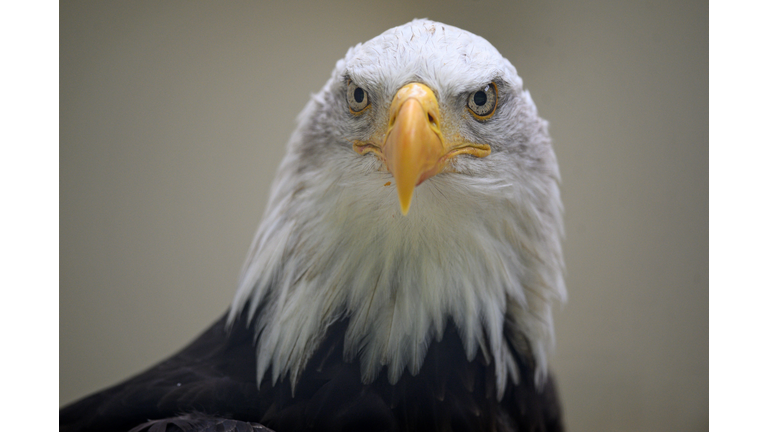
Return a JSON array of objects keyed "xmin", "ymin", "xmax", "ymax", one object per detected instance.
[{"xmin": 60, "ymin": 19, "xmax": 566, "ymax": 432}]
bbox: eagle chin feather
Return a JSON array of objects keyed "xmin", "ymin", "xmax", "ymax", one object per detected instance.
[{"xmin": 228, "ymin": 19, "xmax": 565, "ymax": 401}]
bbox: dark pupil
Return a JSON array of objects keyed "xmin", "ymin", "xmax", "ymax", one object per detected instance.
[
  {"xmin": 473, "ymin": 91, "xmax": 487, "ymax": 106},
  {"xmin": 354, "ymin": 87, "xmax": 365, "ymax": 103}
]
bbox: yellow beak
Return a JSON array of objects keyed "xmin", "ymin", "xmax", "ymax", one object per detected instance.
[
  {"xmin": 381, "ymin": 83, "xmax": 491, "ymax": 215},
  {"xmin": 382, "ymin": 84, "xmax": 444, "ymax": 215},
  {"xmin": 353, "ymin": 83, "xmax": 492, "ymax": 215}
]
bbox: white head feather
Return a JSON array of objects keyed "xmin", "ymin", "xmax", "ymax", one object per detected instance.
[{"xmin": 229, "ymin": 19, "xmax": 565, "ymax": 399}]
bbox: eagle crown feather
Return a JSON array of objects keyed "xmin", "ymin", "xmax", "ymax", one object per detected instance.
[{"xmin": 228, "ymin": 19, "xmax": 565, "ymax": 400}]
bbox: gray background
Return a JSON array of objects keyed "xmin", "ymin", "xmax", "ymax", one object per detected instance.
[{"xmin": 60, "ymin": 2, "xmax": 708, "ymax": 431}]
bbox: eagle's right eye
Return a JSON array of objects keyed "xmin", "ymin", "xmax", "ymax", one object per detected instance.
[{"xmin": 347, "ymin": 81, "xmax": 370, "ymax": 114}]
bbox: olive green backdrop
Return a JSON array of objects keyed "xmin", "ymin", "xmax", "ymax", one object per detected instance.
[{"xmin": 60, "ymin": 2, "xmax": 708, "ymax": 431}]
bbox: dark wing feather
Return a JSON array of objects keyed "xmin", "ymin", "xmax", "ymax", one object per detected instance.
[
  {"xmin": 60, "ymin": 308, "xmax": 564, "ymax": 432},
  {"xmin": 127, "ymin": 413, "xmax": 273, "ymax": 432},
  {"xmin": 60, "ymin": 311, "xmax": 263, "ymax": 432},
  {"xmin": 258, "ymin": 319, "xmax": 564, "ymax": 432}
]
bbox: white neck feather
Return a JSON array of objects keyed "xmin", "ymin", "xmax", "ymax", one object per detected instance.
[{"xmin": 229, "ymin": 126, "xmax": 565, "ymax": 399}]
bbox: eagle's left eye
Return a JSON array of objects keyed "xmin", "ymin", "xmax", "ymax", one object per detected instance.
[
  {"xmin": 467, "ymin": 83, "xmax": 498, "ymax": 120},
  {"xmin": 347, "ymin": 81, "xmax": 370, "ymax": 114}
]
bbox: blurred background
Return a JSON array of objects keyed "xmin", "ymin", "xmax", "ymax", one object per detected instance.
[{"xmin": 60, "ymin": 1, "xmax": 707, "ymax": 431}]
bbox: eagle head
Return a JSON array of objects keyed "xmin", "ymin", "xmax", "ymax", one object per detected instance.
[{"xmin": 229, "ymin": 19, "xmax": 565, "ymax": 400}]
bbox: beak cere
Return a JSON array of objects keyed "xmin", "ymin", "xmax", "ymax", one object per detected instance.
[{"xmin": 382, "ymin": 83, "xmax": 446, "ymax": 216}]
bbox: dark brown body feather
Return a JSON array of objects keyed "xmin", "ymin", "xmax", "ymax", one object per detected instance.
[{"xmin": 60, "ymin": 308, "xmax": 563, "ymax": 432}]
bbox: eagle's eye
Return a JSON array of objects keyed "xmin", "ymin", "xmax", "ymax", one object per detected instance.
[
  {"xmin": 346, "ymin": 81, "xmax": 370, "ymax": 114},
  {"xmin": 467, "ymin": 83, "xmax": 498, "ymax": 120}
]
